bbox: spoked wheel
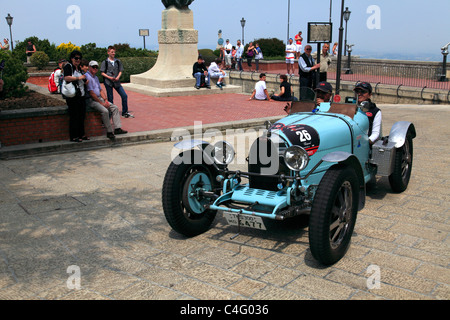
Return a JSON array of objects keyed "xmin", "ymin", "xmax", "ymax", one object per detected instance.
[
  {"xmin": 162, "ymin": 150, "xmax": 219, "ymax": 237},
  {"xmin": 389, "ymin": 134, "xmax": 413, "ymax": 193},
  {"xmin": 309, "ymin": 165, "xmax": 359, "ymax": 265}
]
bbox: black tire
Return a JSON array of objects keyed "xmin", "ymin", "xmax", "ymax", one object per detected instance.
[
  {"xmin": 309, "ymin": 165, "xmax": 359, "ymax": 265},
  {"xmin": 389, "ymin": 134, "xmax": 413, "ymax": 193},
  {"xmin": 162, "ymin": 150, "xmax": 218, "ymax": 237}
]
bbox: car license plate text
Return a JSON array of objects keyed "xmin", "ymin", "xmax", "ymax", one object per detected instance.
[{"xmin": 223, "ymin": 212, "xmax": 266, "ymax": 230}]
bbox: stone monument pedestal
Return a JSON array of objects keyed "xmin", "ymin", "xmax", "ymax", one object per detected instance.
[{"xmin": 123, "ymin": 6, "xmax": 241, "ymax": 97}]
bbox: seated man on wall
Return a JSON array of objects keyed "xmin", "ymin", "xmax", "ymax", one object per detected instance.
[
  {"xmin": 192, "ymin": 55, "xmax": 210, "ymax": 89},
  {"xmin": 85, "ymin": 61, "xmax": 128, "ymax": 140},
  {"xmin": 248, "ymin": 73, "xmax": 272, "ymax": 101},
  {"xmin": 208, "ymin": 58, "xmax": 226, "ymax": 89}
]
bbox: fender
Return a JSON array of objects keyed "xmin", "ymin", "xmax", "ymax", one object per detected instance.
[
  {"xmin": 388, "ymin": 121, "xmax": 416, "ymax": 148},
  {"xmin": 174, "ymin": 139, "xmax": 210, "ymax": 150},
  {"xmin": 322, "ymin": 151, "xmax": 366, "ymax": 211}
]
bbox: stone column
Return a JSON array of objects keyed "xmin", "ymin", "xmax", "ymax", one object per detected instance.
[{"xmin": 130, "ymin": 6, "xmax": 198, "ymax": 89}]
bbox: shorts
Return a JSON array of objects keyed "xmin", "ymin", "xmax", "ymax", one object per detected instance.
[
  {"xmin": 286, "ymin": 58, "xmax": 295, "ymax": 64},
  {"xmin": 296, "ymin": 45, "xmax": 302, "ymax": 52}
]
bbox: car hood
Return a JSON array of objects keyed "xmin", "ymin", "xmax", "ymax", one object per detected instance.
[{"xmin": 270, "ymin": 112, "xmax": 353, "ymax": 159}]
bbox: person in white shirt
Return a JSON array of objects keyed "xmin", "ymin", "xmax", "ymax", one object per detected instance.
[
  {"xmin": 353, "ymin": 82, "xmax": 382, "ymax": 145},
  {"xmin": 224, "ymin": 39, "xmax": 233, "ymax": 70},
  {"xmin": 248, "ymin": 73, "xmax": 271, "ymax": 101},
  {"xmin": 208, "ymin": 58, "xmax": 226, "ymax": 89},
  {"xmin": 285, "ymin": 38, "xmax": 296, "ymax": 76}
]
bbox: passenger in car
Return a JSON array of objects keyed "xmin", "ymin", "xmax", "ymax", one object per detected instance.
[
  {"xmin": 353, "ymin": 82, "xmax": 382, "ymax": 145},
  {"xmin": 314, "ymin": 81, "xmax": 333, "ymax": 105}
]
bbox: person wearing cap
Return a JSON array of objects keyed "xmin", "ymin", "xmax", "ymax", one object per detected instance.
[
  {"xmin": 314, "ymin": 81, "xmax": 333, "ymax": 105},
  {"xmin": 85, "ymin": 60, "xmax": 128, "ymax": 140},
  {"xmin": 285, "ymin": 38, "xmax": 296, "ymax": 76},
  {"xmin": 224, "ymin": 39, "xmax": 233, "ymax": 70},
  {"xmin": 354, "ymin": 82, "xmax": 382, "ymax": 145},
  {"xmin": 192, "ymin": 55, "xmax": 210, "ymax": 89}
]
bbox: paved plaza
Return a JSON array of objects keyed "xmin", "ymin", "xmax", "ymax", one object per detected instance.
[{"xmin": 0, "ymin": 101, "xmax": 449, "ymax": 301}]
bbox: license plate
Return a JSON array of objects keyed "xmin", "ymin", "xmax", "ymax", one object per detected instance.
[{"xmin": 223, "ymin": 212, "xmax": 266, "ymax": 230}]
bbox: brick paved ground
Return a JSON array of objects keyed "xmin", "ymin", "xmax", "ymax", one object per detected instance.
[
  {"xmin": 26, "ymin": 77, "xmax": 287, "ymax": 134},
  {"xmin": 0, "ymin": 102, "xmax": 448, "ymax": 302}
]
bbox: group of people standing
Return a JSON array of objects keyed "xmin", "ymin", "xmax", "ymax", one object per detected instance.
[
  {"xmin": 62, "ymin": 46, "xmax": 132, "ymax": 143},
  {"xmin": 219, "ymin": 39, "xmax": 263, "ymax": 72}
]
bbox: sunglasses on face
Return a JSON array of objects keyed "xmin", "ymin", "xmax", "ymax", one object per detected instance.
[
  {"xmin": 355, "ymin": 89, "xmax": 368, "ymax": 94},
  {"xmin": 73, "ymin": 57, "xmax": 81, "ymax": 61},
  {"xmin": 91, "ymin": 66, "xmax": 99, "ymax": 69}
]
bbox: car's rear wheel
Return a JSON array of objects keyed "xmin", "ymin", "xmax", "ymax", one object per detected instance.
[
  {"xmin": 162, "ymin": 150, "xmax": 218, "ymax": 237},
  {"xmin": 389, "ymin": 133, "xmax": 413, "ymax": 193},
  {"xmin": 309, "ymin": 165, "xmax": 359, "ymax": 265}
]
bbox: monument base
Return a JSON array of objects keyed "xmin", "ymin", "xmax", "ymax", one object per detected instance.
[
  {"xmin": 126, "ymin": 6, "xmax": 241, "ymax": 97},
  {"xmin": 123, "ymin": 79, "xmax": 242, "ymax": 98}
]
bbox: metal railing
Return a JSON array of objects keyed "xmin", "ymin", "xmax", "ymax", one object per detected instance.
[{"xmin": 327, "ymin": 60, "xmax": 450, "ymax": 90}]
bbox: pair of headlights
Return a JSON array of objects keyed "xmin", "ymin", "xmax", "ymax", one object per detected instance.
[{"xmin": 213, "ymin": 141, "xmax": 310, "ymax": 172}]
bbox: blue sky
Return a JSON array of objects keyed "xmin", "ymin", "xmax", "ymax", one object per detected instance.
[{"xmin": 1, "ymin": 0, "xmax": 449, "ymax": 61}]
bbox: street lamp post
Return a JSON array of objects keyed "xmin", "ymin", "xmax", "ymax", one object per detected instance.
[
  {"xmin": 240, "ymin": 17, "xmax": 246, "ymax": 45},
  {"xmin": 335, "ymin": 0, "xmax": 346, "ymax": 95},
  {"xmin": 343, "ymin": 7, "xmax": 351, "ymax": 56},
  {"xmin": 5, "ymin": 13, "xmax": 13, "ymax": 51},
  {"xmin": 287, "ymin": 0, "xmax": 290, "ymax": 43}
]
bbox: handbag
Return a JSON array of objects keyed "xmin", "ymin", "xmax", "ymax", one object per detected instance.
[{"xmin": 61, "ymin": 80, "xmax": 76, "ymax": 98}]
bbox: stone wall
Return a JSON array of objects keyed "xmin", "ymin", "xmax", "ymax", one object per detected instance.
[
  {"xmin": 229, "ymin": 71, "xmax": 450, "ymax": 105},
  {"xmin": 0, "ymin": 107, "xmax": 104, "ymax": 147}
]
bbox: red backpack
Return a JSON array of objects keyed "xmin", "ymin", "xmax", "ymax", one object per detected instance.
[{"xmin": 48, "ymin": 70, "xmax": 58, "ymax": 93}]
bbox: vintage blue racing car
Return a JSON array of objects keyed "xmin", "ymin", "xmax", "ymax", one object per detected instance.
[{"xmin": 162, "ymin": 98, "xmax": 416, "ymax": 265}]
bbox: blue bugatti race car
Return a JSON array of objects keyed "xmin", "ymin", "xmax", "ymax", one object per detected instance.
[{"xmin": 162, "ymin": 95, "xmax": 416, "ymax": 265}]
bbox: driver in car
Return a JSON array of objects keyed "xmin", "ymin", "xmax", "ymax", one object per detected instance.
[
  {"xmin": 283, "ymin": 81, "xmax": 333, "ymax": 114},
  {"xmin": 353, "ymin": 82, "xmax": 382, "ymax": 145}
]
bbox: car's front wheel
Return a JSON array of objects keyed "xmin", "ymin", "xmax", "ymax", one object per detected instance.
[
  {"xmin": 162, "ymin": 150, "xmax": 218, "ymax": 237},
  {"xmin": 309, "ymin": 165, "xmax": 359, "ymax": 265}
]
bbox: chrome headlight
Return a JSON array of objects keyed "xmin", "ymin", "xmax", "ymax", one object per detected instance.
[
  {"xmin": 283, "ymin": 145, "xmax": 309, "ymax": 172},
  {"xmin": 213, "ymin": 141, "xmax": 235, "ymax": 165}
]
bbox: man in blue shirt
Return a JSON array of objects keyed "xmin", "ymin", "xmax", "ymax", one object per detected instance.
[
  {"xmin": 235, "ymin": 40, "xmax": 244, "ymax": 71},
  {"xmin": 85, "ymin": 61, "xmax": 127, "ymax": 140}
]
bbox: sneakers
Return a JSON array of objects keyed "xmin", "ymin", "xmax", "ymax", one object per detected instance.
[
  {"xmin": 122, "ymin": 112, "xmax": 135, "ymax": 118},
  {"xmin": 107, "ymin": 132, "xmax": 115, "ymax": 140},
  {"xmin": 216, "ymin": 83, "xmax": 223, "ymax": 90},
  {"xmin": 114, "ymin": 128, "xmax": 128, "ymax": 135}
]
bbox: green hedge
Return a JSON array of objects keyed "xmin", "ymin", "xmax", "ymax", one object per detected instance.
[
  {"xmin": 120, "ymin": 57, "xmax": 156, "ymax": 82},
  {"xmin": 96, "ymin": 57, "xmax": 156, "ymax": 83},
  {"xmin": 30, "ymin": 51, "xmax": 50, "ymax": 70},
  {"xmin": 0, "ymin": 50, "xmax": 29, "ymax": 98}
]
